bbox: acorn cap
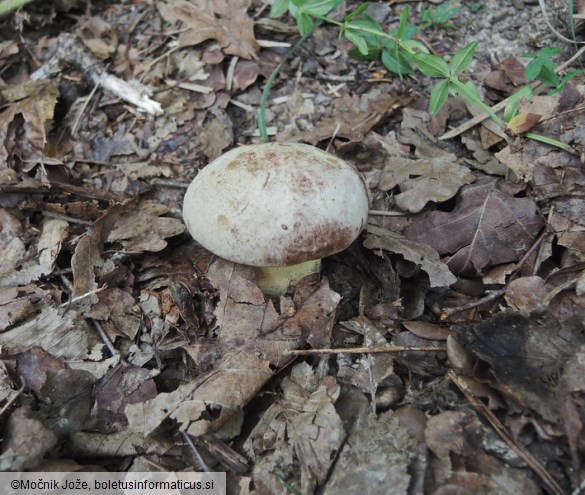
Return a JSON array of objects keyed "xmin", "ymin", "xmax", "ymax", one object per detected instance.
[{"xmin": 182, "ymin": 142, "xmax": 369, "ymax": 267}]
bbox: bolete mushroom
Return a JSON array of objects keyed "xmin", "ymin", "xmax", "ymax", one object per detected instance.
[{"xmin": 182, "ymin": 142, "xmax": 369, "ymax": 296}]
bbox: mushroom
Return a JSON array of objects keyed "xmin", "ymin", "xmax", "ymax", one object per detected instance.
[{"xmin": 182, "ymin": 142, "xmax": 369, "ymax": 296}]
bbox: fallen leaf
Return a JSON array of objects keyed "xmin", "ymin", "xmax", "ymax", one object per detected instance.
[
  {"xmin": 0, "ymin": 406, "xmax": 57, "ymax": 470},
  {"xmin": 364, "ymin": 224, "xmax": 456, "ymax": 288},
  {"xmin": 377, "ymin": 153, "xmax": 475, "ymax": 213},
  {"xmin": 0, "ymin": 80, "xmax": 59, "ymax": 166},
  {"xmin": 244, "ymin": 362, "xmax": 346, "ymax": 494},
  {"xmin": 505, "ymin": 112, "xmax": 541, "ymax": 136},
  {"xmin": 157, "ymin": 0, "xmax": 259, "ymax": 60},
  {"xmin": 325, "ymin": 409, "xmax": 415, "ymax": 495},
  {"xmin": 107, "ymin": 201, "xmax": 185, "ymax": 253},
  {"xmin": 405, "ymin": 178, "xmax": 544, "ymax": 276}
]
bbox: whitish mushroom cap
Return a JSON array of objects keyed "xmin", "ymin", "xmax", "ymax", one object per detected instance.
[{"xmin": 183, "ymin": 142, "xmax": 369, "ymax": 267}]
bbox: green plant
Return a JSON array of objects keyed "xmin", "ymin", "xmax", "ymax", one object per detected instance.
[
  {"xmin": 470, "ymin": 3, "xmax": 482, "ymax": 13},
  {"xmin": 421, "ymin": 1, "xmax": 460, "ymax": 30},
  {"xmin": 0, "ymin": 0, "xmax": 34, "ymax": 17},
  {"xmin": 522, "ymin": 46, "xmax": 583, "ymax": 94},
  {"xmin": 261, "ymin": 0, "xmax": 576, "ymax": 152}
]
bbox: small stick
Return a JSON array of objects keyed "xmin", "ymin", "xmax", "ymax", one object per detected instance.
[
  {"xmin": 368, "ymin": 209, "xmax": 409, "ymax": 216},
  {"xmin": 439, "ymin": 289, "xmax": 506, "ymax": 320},
  {"xmin": 0, "ymin": 382, "xmax": 25, "ymax": 418},
  {"xmin": 284, "ymin": 345, "xmax": 445, "ymax": 356},
  {"xmin": 449, "ymin": 371, "xmax": 566, "ymax": 495}
]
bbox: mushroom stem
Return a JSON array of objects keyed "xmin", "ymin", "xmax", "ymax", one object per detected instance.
[{"xmin": 254, "ymin": 259, "xmax": 322, "ymax": 296}]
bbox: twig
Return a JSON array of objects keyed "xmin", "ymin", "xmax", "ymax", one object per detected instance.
[
  {"xmin": 43, "ymin": 210, "xmax": 93, "ymax": 226},
  {"xmin": 180, "ymin": 431, "xmax": 212, "ymax": 473},
  {"xmin": 30, "ymin": 33, "xmax": 162, "ymax": 116},
  {"xmin": 439, "ymin": 289, "xmax": 506, "ymax": 320},
  {"xmin": 538, "ymin": 0, "xmax": 585, "ymax": 44},
  {"xmin": 60, "ymin": 286, "xmax": 107, "ymax": 307},
  {"xmin": 0, "ymin": 381, "xmax": 25, "ymax": 418},
  {"xmin": 91, "ymin": 318, "xmax": 119, "ymax": 358},
  {"xmin": 439, "ymin": 45, "xmax": 585, "ymax": 141},
  {"xmin": 368, "ymin": 209, "xmax": 409, "ymax": 216},
  {"xmin": 449, "ymin": 371, "xmax": 567, "ymax": 495},
  {"xmin": 284, "ymin": 345, "xmax": 445, "ymax": 356}
]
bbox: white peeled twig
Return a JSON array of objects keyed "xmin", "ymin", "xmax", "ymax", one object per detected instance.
[{"xmin": 31, "ymin": 33, "xmax": 163, "ymax": 116}]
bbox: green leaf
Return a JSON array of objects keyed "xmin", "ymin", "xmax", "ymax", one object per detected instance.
[
  {"xmin": 540, "ymin": 46, "xmax": 561, "ymax": 58},
  {"xmin": 538, "ymin": 67, "xmax": 560, "ymax": 87},
  {"xmin": 525, "ymin": 59, "xmax": 543, "ymax": 81},
  {"xmin": 344, "ymin": 30, "xmax": 368, "ymax": 55},
  {"xmin": 396, "ymin": 6, "xmax": 410, "ymax": 39},
  {"xmin": 450, "ymin": 41, "xmax": 477, "ymax": 74},
  {"xmin": 504, "ymin": 85, "xmax": 533, "ymax": 122},
  {"xmin": 381, "ymin": 47, "xmax": 414, "ymax": 76},
  {"xmin": 540, "ymin": 56, "xmax": 556, "ymax": 73},
  {"xmin": 301, "ymin": 0, "xmax": 340, "ymax": 16},
  {"xmin": 296, "ymin": 12, "xmax": 314, "ymax": 35},
  {"xmin": 400, "ymin": 39, "xmax": 429, "ymax": 55},
  {"xmin": 270, "ymin": 0, "xmax": 290, "ymax": 18},
  {"xmin": 344, "ymin": 2, "xmax": 370, "ymax": 22},
  {"xmin": 429, "ymin": 79, "xmax": 450, "ymax": 115},
  {"xmin": 434, "ymin": 1, "xmax": 460, "ymax": 23},
  {"xmin": 346, "ymin": 16, "xmax": 383, "ymax": 37},
  {"xmin": 413, "ymin": 53, "xmax": 450, "ymax": 77}
]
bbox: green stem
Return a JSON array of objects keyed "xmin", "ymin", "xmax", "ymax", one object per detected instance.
[
  {"xmin": 525, "ymin": 131, "xmax": 572, "ymax": 151},
  {"xmin": 449, "ymin": 78, "xmax": 505, "ymax": 127},
  {"xmin": 0, "ymin": 0, "xmax": 34, "ymax": 16},
  {"xmin": 257, "ymin": 22, "xmax": 320, "ymax": 142}
]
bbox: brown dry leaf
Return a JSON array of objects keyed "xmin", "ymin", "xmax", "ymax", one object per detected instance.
[
  {"xmin": 91, "ymin": 363, "xmax": 157, "ymax": 432},
  {"xmin": 0, "ymin": 209, "xmax": 27, "ymax": 279},
  {"xmin": 288, "ymin": 91, "xmax": 404, "ymax": 145},
  {"xmin": 1, "ymin": 218, "xmax": 68, "ymax": 287},
  {"xmin": 483, "ymin": 58, "xmax": 526, "ymax": 94},
  {"xmin": 71, "ymin": 203, "xmax": 125, "ymax": 302},
  {"xmin": 86, "ymin": 288, "xmax": 141, "ymax": 340},
  {"xmin": 454, "ymin": 310, "xmax": 585, "ymax": 423},
  {"xmin": 402, "ymin": 320, "xmax": 450, "ymax": 341},
  {"xmin": 125, "ymin": 259, "xmax": 340, "ymax": 437},
  {"xmin": 405, "ymin": 178, "xmax": 544, "ymax": 276},
  {"xmin": 504, "ymin": 276, "xmax": 549, "ymax": 313},
  {"xmin": 77, "ymin": 16, "xmax": 118, "ymax": 60},
  {"xmin": 336, "ymin": 317, "xmax": 394, "ymax": 402},
  {"xmin": 377, "ymin": 153, "xmax": 474, "ymax": 213},
  {"xmin": 244, "ymin": 362, "xmax": 345, "ymax": 494},
  {"xmin": 107, "ymin": 201, "xmax": 185, "ymax": 253},
  {"xmin": 549, "ymin": 210, "xmax": 585, "ymax": 262},
  {"xmin": 325, "ymin": 409, "xmax": 417, "ymax": 495},
  {"xmin": 0, "ymin": 406, "xmax": 58, "ymax": 471},
  {"xmin": 505, "ymin": 112, "xmax": 541, "ymax": 136},
  {"xmin": 70, "ymin": 430, "xmax": 175, "ymax": 458},
  {"xmin": 495, "ymin": 86, "xmax": 585, "ymax": 184},
  {"xmin": 0, "ymin": 285, "xmax": 49, "ymax": 331},
  {"xmin": 199, "ymin": 110, "xmax": 234, "ymax": 161},
  {"xmin": 0, "ymin": 80, "xmax": 59, "ymax": 165},
  {"xmin": 157, "ymin": 0, "xmax": 259, "ymax": 59},
  {"xmin": 425, "ymin": 410, "xmax": 539, "ymax": 493},
  {"xmin": 365, "ymin": 224, "xmax": 456, "ymax": 288},
  {"xmin": 0, "ymin": 304, "xmax": 100, "ymax": 360}
]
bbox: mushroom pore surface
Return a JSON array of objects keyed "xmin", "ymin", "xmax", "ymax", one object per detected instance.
[{"xmin": 182, "ymin": 142, "xmax": 369, "ymax": 267}]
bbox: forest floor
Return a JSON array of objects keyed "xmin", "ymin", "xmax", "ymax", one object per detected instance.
[{"xmin": 0, "ymin": 1, "xmax": 584, "ymax": 494}]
